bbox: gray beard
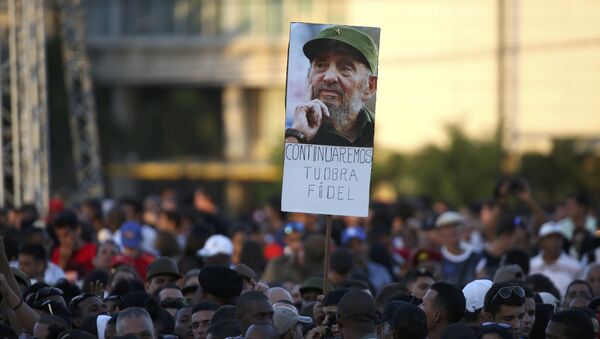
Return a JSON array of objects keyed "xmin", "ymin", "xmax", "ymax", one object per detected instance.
[
  {"xmin": 324, "ymin": 100, "xmax": 352, "ymax": 128},
  {"xmin": 312, "ymin": 84, "xmax": 366, "ymax": 130}
]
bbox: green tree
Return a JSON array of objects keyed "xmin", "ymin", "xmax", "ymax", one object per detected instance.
[
  {"xmin": 518, "ymin": 139, "xmax": 600, "ymax": 206},
  {"xmin": 373, "ymin": 124, "xmax": 503, "ymax": 206}
]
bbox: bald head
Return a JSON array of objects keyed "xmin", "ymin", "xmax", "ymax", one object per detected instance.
[
  {"xmin": 117, "ymin": 307, "xmax": 156, "ymax": 339},
  {"xmin": 265, "ymin": 287, "xmax": 293, "ymax": 305},
  {"xmin": 245, "ymin": 322, "xmax": 279, "ymax": 339}
]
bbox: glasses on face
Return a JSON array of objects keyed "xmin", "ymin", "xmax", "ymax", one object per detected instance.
[
  {"xmin": 103, "ymin": 295, "xmax": 122, "ymax": 303},
  {"xmin": 40, "ymin": 299, "xmax": 54, "ymax": 315},
  {"xmin": 28, "ymin": 287, "xmax": 64, "ymax": 305},
  {"xmin": 490, "ymin": 286, "xmax": 525, "ymax": 304},
  {"xmin": 482, "ymin": 322, "xmax": 512, "ymax": 330},
  {"xmin": 69, "ymin": 293, "xmax": 100, "ymax": 309}
]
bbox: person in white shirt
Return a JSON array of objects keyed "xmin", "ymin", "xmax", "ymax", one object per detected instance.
[
  {"xmin": 530, "ymin": 221, "xmax": 582, "ymax": 297},
  {"xmin": 558, "ymin": 193, "xmax": 597, "ymax": 241},
  {"xmin": 12, "ymin": 243, "xmax": 65, "ymax": 285}
]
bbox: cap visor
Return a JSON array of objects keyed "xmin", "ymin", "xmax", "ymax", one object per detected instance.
[
  {"xmin": 298, "ymin": 315, "xmax": 313, "ymax": 324},
  {"xmin": 197, "ymin": 248, "xmax": 212, "ymax": 257}
]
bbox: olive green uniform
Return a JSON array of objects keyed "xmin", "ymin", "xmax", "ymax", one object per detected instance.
[{"xmin": 310, "ymin": 107, "xmax": 375, "ymax": 147}]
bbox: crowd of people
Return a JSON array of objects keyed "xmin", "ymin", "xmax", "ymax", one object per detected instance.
[{"xmin": 0, "ymin": 178, "xmax": 598, "ymax": 339}]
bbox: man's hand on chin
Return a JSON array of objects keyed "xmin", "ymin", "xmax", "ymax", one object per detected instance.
[{"xmin": 290, "ymin": 99, "xmax": 330, "ymax": 142}]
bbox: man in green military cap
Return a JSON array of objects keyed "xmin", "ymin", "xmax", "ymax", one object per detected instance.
[{"xmin": 285, "ymin": 25, "xmax": 378, "ymax": 147}]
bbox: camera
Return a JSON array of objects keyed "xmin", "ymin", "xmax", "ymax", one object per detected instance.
[
  {"xmin": 494, "ymin": 177, "xmax": 527, "ymax": 197},
  {"xmin": 323, "ymin": 315, "xmax": 337, "ymax": 339},
  {"xmin": 509, "ymin": 178, "xmax": 525, "ymax": 192},
  {"xmin": 508, "ymin": 177, "xmax": 526, "ymax": 193}
]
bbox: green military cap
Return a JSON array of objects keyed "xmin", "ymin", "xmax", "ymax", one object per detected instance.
[{"xmin": 303, "ymin": 25, "xmax": 378, "ymax": 73}]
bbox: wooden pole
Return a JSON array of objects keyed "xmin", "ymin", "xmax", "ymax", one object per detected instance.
[{"xmin": 323, "ymin": 214, "xmax": 333, "ymax": 293}]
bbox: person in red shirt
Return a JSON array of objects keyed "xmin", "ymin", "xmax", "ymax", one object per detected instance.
[
  {"xmin": 51, "ymin": 211, "xmax": 96, "ymax": 281},
  {"xmin": 110, "ymin": 221, "xmax": 155, "ymax": 278}
]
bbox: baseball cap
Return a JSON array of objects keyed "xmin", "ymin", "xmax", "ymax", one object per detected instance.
[
  {"xmin": 282, "ymin": 222, "xmax": 304, "ymax": 235},
  {"xmin": 197, "ymin": 234, "xmax": 233, "ymax": 257},
  {"xmin": 234, "ymin": 263, "xmax": 258, "ymax": 281},
  {"xmin": 198, "ymin": 266, "xmax": 242, "ymax": 299},
  {"xmin": 404, "ymin": 267, "xmax": 435, "ymax": 282},
  {"xmin": 462, "ymin": 279, "xmax": 493, "ymax": 312},
  {"xmin": 303, "ymin": 25, "xmax": 378, "ymax": 73},
  {"xmin": 538, "ymin": 291, "xmax": 559, "ymax": 311},
  {"xmin": 273, "ymin": 304, "xmax": 312, "ymax": 335},
  {"xmin": 299, "ymin": 277, "xmax": 324, "ymax": 296},
  {"xmin": 381, "ymin": 300, "xmax": 408, "ymax": 325},
  {"xmin": 435, "ymin": 211, "xmax": 465, "ymax": 228},
  {"xmin": 390, "ymin": 302, "xmax": 428, "ymax": 334},
  {"xmin": 146, "ymin": 257, "xmax": 181, "ymax": 281},
  {"xmin": 411, "ymin": 249, "xmax": 442, "ymax": 267},
  {"xmin": 493, "ymin": 264, "xmax": 525, "ymax": 283},
  {"xmin": 120, "ymin": 221, "xmax": 143, "ymax": 249},
  {"xmin": 538, "ymin": 221, "xmax": 564, "ymax": 238},
  {"xmin": 337, "ymin": 290, "xmax": 376, "ymax": 322},
  {"xmin": 341, "ymin": 226, "xmax": 367, "ymax": 245}
]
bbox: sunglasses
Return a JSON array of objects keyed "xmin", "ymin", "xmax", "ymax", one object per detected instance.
[
  {"xmin": 40, "ymin": 299, "xmax": 54, "ymax": 315},
  {"xmin": 28, "ymin": 287, "xmax": 64, "ymax": 305},
  {"xmin": 103, "ymin": 295, "xmax": 122, "ymax": 303},
  {"xmin": 482, "ymin": 322, "xmax": 512, "ymax": 330},
  {"xmin": 491, "ymin": 286, "xmax": 525, "ymax": 304},
  {"xmin": 69, "ymin": 293, "xmax": 100, "ymax": 309}
]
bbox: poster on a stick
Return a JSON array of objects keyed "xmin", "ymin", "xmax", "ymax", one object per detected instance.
[{"xmin": 281, "ymin": 22, "xmax": 380, "ymax": 217}]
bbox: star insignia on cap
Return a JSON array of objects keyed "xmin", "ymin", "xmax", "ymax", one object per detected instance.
[{"xmin": 335, "ymin": 28, "xmax": 341, "ymax": 35}]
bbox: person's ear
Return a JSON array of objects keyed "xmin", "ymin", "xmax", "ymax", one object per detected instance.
[
  {"xmin": 72, "ymin": 316, "xmax": 82, "ymax": 329},
  {"xmin": 432, "ymin": 307, "xmax": 441, "ymax": 323},
  {"xmin": 144, "ymin": 281, "xmax": 151, "ymax": 293},
  {"xmin": 481, "ymin": 309, "xmax": 493, "ymax": 322},
  {"xmin": 362, "ymin": 74, "xmax": 378, "ymax": 100}
]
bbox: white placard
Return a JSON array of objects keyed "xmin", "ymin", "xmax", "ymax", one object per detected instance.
[
  {"xmin": 282, "ymin": 143, "xmax": 373, "ymax": 216},
  {"xmin": 281, "ymin": 22, "xmax": 380, "ymax": 217}
]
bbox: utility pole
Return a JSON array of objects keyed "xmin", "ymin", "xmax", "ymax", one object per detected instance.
[
  {"xmin": 497, "ymin": 0, "xmax": 520, "ymax": 174},
  {"xmin": 0, "ymin": 0, "xmax": 50, "ymax": 212},
  {"xmin": 57, "ymin": 0, "xmax": 104, "ymax": 199}
]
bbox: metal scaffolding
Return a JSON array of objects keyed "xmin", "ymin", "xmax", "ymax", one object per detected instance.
[
  {"xmin": 58, "ymin": 0, "xmax": 104, "ymax": 199},
  {"xmin": 0, "ymin": 0, "xmax": 49, "ymax": 212}
]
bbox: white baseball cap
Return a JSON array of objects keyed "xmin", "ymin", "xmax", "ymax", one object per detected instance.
[
  {"xmin": 462, "ymin": 279, "xmax": 493, "ymax": 312},
  {"xmin": 197, "ymin": 234, "xmax": 233, "ymax": 257},
  {"xmin": 273, "ymin": 304, "xmax": 312, "ymax": 335},
  {"xmin": 538, "ymin": 221, "xmax": 564, "ymax": 238},
  {"xmin": 538, "ymin": 291, "xmax": 559, "ymax": 312},
  {"xmin": 435, "ymin": 211, "xmax": 465, "ymax": 228}
]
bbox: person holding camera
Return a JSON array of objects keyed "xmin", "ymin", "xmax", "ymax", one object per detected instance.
[
  {"xmin": 305, "ymin": 289, "xmax": 350, "ymax": 339},
  {"xmin": 492, "ymin": 177, "xmax": 548, "ymax": 240}
]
